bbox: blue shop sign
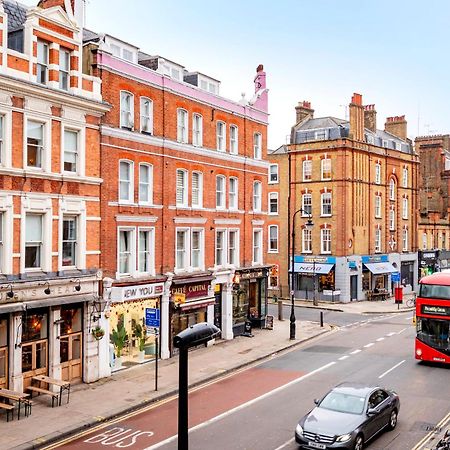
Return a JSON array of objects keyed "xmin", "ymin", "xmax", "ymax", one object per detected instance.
[
  {"xmin": 294, "ymin": 255, "xmax": 336, "ymax": 264},
  {"xmin": 361, "ymin": 255, "xmax": 388, "ymax": 263}
]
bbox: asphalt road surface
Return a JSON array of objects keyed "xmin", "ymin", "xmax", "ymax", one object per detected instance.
[{"xmin": 48, "ymin": 310, "xmax": 450, "ymax": 450}]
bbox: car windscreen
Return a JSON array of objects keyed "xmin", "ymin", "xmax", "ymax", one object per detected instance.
[{"xmin": 319, "ymin": 391, "xmax": 366, "ymax": 415}]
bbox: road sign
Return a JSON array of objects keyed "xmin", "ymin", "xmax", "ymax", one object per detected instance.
[
  {"xmin": 391, "ymin": 272, "xmax": 400, "ymax": 283},
  {"xmin": 145, "ymin": 308, "xmax": 160, "ymax": 328}
]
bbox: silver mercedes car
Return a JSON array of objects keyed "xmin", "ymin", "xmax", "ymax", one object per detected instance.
[{"xmin": 295, "ymin": 382, "xmax": 400, "ymax": 450}]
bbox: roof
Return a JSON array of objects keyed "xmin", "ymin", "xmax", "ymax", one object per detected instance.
[
  {"xmin": 333, "ymin": 382, "xmax": 379, "ymax": 396},
  {"xmin": 82, "ymin": 28, "xmax": 101, "ymax": 43},
  {"xmin": 297, "ymin": 117, "xmax": 347, "ymax": 130},
  {"xmin": 419, "ymin": 272, "xmax": 450, "ymax": 285},
  {"xmin": 4, "ymin": 0, "xmax": 28, "ymax": 32}
]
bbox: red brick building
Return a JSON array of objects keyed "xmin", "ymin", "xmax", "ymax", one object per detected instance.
[
  {"xmin": 0, "ymin": 0, "xmax": 108, "ymax": 390},
  {"xmin": 82, "ymin": 32, "xmax": 271, "ymax": 367}
]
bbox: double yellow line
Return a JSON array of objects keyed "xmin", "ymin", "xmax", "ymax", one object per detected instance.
[{"xmin": 412, "ymin": 411, "xmax": 450, "ymax": 450}]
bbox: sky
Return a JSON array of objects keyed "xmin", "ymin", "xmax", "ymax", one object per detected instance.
[{"xmin": 20, "ymin": 0, "xmax": 450, "ymax": 148}]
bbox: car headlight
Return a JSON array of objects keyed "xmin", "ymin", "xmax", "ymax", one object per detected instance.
[
  {"xmin": 336, "ymin": 433, "xmax": 352, "ymax": 443},
  {"xmin": 295, "ymin": 424, "xmax": 304, "ymax": 435}
]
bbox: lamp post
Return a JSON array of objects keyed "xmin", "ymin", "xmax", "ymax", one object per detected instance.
[
  {"xmin": 290, "ymin": 209, "xmax": 313, "ymax": 340},
  {"xmin": 313, "ymin": 259, "xmax": 318, "ymax": 306}
]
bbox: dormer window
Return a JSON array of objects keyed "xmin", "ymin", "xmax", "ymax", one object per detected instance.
[
  {"xmin": 122, "ymin": 48, "xmax": 134, "ymax": 62},
  {"xmin": 37, "ymin": 41, "xmax": 49, "ymax": 85},
  {"xmin": 120, "ymin": 91, "xmax": 134, "ymax": 129},
  {"xmin": 59, "ymin": 49, "xmax": 70, "ymax": 91}
]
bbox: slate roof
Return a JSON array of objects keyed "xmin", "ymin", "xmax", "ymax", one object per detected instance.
[
  {"xmin": 82, "ymin": 28, "xmax": 101, "ymax": 43},
  {"xmin": 297, "ymin": 117, "xmax": 347, "ymax": 130},
  {"xmin": 4, "ymin": 0, "xmax": 28, "ymax": 32}
]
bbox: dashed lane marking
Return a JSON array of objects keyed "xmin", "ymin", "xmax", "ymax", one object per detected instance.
[
  {"xmin": 378, "ymin": 360, "xmax": 406, "ymax": 378},
  {"xmin": 350, "ymin": 349, "xmax": 362, "ymax": 355}
]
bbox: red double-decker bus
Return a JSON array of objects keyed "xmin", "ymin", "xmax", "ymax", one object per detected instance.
[{"xmin": 415, "ymin": 272, "xmax": 450, "ymax": 364}]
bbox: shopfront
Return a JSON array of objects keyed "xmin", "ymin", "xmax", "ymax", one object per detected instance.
[
  {"xmin": 292, "ymin": 256, "xmax": 336, "ymax": 302},
  {"xmin": 170, "ymin": 275, "xmax": 214, "ymax": 355},
  {"xmin": 232, "ymin": 268, "xmax": 269, "ymax": 333},
  {"xmin": 419, "ymin": 250, "xmax": 439, "ymax": 279},
  {"xmin": 362, "ymin": 255, "xmax": 397, "ymax": 298},
  {"xmin": 109, "ymin": 281, "xmax": 164, "ymax": 369}
]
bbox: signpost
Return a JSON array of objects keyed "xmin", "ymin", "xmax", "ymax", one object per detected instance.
[{"xmin": 145, "ymin": 308, "xmax": 160, "ymax": 391}]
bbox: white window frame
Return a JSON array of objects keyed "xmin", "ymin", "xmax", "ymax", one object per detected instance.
[
  {"xmin": 402, "ymin": 167, "xmax": 408, "ymax": 188},
  {"xmin": 302, "ymin": 193, "xmax": 312, "ymax": 216},
  {"xmin": 120, "ymin": 91, "xmax": 134, "ymax": 129},
  {"xmin": 62, "ymin": 127, "xmax": 80, "ymax": 175},
  {"xmin": 402, "ymin": 228, "xmax": 408, "ymax": 251},
  {"xmin": 303, "ymin": 160, "xmax": 312, "ymax": 181},
  {"xmin": 216, "ymin": 121, "xmax": 226, "ymax": 152},
  {"xmin": 315, "ymin": 130, "xmax": 327, "ymax": 140},
  {"xmin": 320, "ymin": 228, "xmax": 331, "ymax": 254},
  {"xmin": 191, "ymin": 171, "xmax": 203, "ymax": 208},
  {"xmin": 402, "ymin": 197, "xmax": 408, "ymax": 219},
  {"xmin": 119, "ymin": 160, "xmax": 134, "ymax": 204},
  {"xmin": 61, "ymin": 215, "xmax": 78, "ymax": 268},
  {"xmin": 321, "ymin": 158, "xmax": 331, "ymax": 180},
  {"xmin": 229, "ymin": 177, "xmax": 238, "ymax": 210},
  {"xmin": 216, "ymin": 175, "xmax": 226, "ymax": 209},
  {"xmin": 37, "ymin": 40, "xmax": 49, "ymax": 85},
  {"xmin": 192, "ymin": 113, "xmax": 203, "ymax": 147},
  {"xmin": 228, "ymin": 229, "xmax": 239, "ymax": 266},
  {"xmin": 177, "ymin": 109, "xmax": 188, "ymax": 143},
  {"xmin": 176, "ymin": 169, "xmax": 188, "ymax": 207},
  {"xmin": 375, "ymin": 228, "xmax": 382, "ymax": 253},
  {"xmin": 59, "ymin": 48, "xmax": 70, "ymax": 91},
  {"xmin": 321, "ymin": 192, "xmax": 332, "ymax": 216},
  {"xmin": 375, "ymin": 195, "xmax": 382, "ymax": 218},
  {"xmin": 175, "ymin": 228, "xmax": 189, "ymax": 271},
  {"xmin": 389, "ymin": 207, "xmax": 395, "ymax": 230},
  {"xmin": 191, "ymin": 228, "xmax": 204, "ymax": 270},
  {"xmin": 215, "ymin": 229, "xmax": 226, "ymax": 267},
  {"xmin": 138, "ymin": 163, "xmax": 153, "ymax": 205},
  {"xmin": 140, "ymin": 97, "xmax": 153, "ymax": 134},
  {"xmin": 375, "ymin": 163, "xmax": 381, "ymax": 184},
  {"xmin": 389, "ymin": 178, "xmax": 396, "ymax": 200},
  {"xmin": 252, "ymin": 228, "xmax": 263, "ymax": 264},
  {"xmin": 269, "ymin": 164, "xmax": 279, "ymax": 184},
  {"xmin": 302, "ymin": 228, "xmax": 312, "ymax": 253},
  {"xmin": 24, "ymin": 214, "xmax": 43, "ymax": 271},
  {"xmin": 253, "ymin": 132, "xmax": 262, "ymax": 159},
  {"xmin": 0, "ymin": 112, "xmax": 12, "ymax": 168},
  {"xmin": 229, "ymin": 125, "xmax": 238, "ymax": 154},
  {"xmin": 117, "ymin": 227, "xmax": 136, "ymax": 276},
  {"xmin": 253, "ymin": 181, "xmax": 262, "ymax": 212},
  {"xmin": 268, "ymin": 225, "xmax": 278, "ymax": 253},
  {"xmin": 25, "ymin": 118, "xmax": 49, "ymax": 171},
  {"xmin": 138, "ymin": 227, "xmax": 155, "ymax": 275},
  {"xmin": 269, "ymin": 192, "xmax": 278, "ymax": 215}
]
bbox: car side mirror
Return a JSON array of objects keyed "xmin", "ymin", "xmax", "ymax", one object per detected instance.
[
  {"xmin": 314, "ymin": 399, "xmax": 320, "ymax": 405},
  {"xmin": 367, "ymin": 408, "xmax": 377, "ymax": 416}
]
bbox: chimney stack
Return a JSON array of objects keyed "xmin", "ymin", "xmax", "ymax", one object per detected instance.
[
  {"xmin": 385, "ymin": 115, "xmax": 407, "ymax": 141},
  {"xmin": 349, "ymin": 93, "xmax": 364, "ymax": 141},
  {"xmin": 295, "ymin": 101, "xmax": 314, "ymax": 124},
  {"xmin": 363, "ymin": 104, "xmax": 377, "ymax": 133}
]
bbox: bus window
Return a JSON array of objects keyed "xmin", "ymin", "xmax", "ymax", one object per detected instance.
[{"xmin": 420, "ymin": 284, "xmax": 450, "ymax": 300}]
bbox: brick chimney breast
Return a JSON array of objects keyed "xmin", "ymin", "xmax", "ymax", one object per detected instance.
[
  {"xmin": 364, "ymin": 104, "xmax": 377, "ymax": 133},
  {"xmin": 385, "ymin": 115, "xmax": 407, "ymax": 140},
  {"xmin": 349, "ymin": 93, "xmax": 364, "ymax": 142},
  {"xmin": 295, "ymin": 101, "xmax": 314, "ymax": 124}
]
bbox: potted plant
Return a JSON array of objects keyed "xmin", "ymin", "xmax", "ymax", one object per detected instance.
[
  {"xmin": 110, "ymin": 325, "xmax": 128, "ymax": 369},
  {"xmin": 134, "ymin": 323, "xmax": 147, "ymax": 363},
  {"xmin": 92, "ymin": 325, "xmax": 105, "ymax": 341}
]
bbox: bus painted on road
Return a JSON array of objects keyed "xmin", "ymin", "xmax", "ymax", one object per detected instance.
[{"xmin": 416, "ymin": 272, "xmax": 450, "ymax": 364}]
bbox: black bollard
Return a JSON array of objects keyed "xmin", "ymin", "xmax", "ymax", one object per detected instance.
[{"xmin": 320, "ymin": 311, "xmax": 324, "ymax": 327}]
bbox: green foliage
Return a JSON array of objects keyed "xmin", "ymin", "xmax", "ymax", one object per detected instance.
[
  {"xmin": 110, "ymin": 325, "xmax": 128, "ymax": 357},
  {"xmin": 134, "ymin": 323, "xmax": 147, "ymax": 352}
]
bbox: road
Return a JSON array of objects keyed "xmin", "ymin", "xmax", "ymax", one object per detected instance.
[{"xmin": 48, "ymin": 309, "xmax": 450, "ymax": 450}]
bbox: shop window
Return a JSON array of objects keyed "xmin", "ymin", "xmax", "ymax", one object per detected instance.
[
  {"xmin": 230, "ymin": 125, "xmax": 238, "ymax": 154},
  {"xmin": 60, "ymin": 306, "xmax": 82, "ymax": 335},
  {"xmin": 229, "ymin": 177, "xmax": 238, "ymax": 210},
  {"xmin": 22, "ymin": 311, "xmax": 48, "ymax": 343},
  {"xmin": 401, "ymin": 262, "xmax": 414, "ymax": 286},
  {"xmin": 193, "ymin": 114, "xmax": 203, "ymax": 147},
  {"xmin": 62, "ymin": 216, "xmax": 77, "ymax": 267},
  {"xmin": 59, "ymin": 49, "xmax": 70, "ymax": 91},
  {"xmin": 120, "ymin": 91, "xmax": 134, "ymax": 129},
  {"xmin": 233, "ymin": 282, "xmax": 249, "ymax": 326},
  {"xmin": 25, "ymin": 214, "xmax": 43, "ymax": 269}
]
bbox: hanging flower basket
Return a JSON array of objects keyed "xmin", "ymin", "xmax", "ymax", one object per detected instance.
[{"xmin": 92, "ymin": 326, "xmax": 105, "ymax": 341}]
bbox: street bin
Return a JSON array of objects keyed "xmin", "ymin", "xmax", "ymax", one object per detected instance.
[{"xmin": 395, "ymin": 286, "xmax": 403, "ymax": 304}]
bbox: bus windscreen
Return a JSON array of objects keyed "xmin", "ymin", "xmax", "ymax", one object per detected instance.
[{"xmin": 419, "ymin": 284, "xmax": 450, "ymax": 300}]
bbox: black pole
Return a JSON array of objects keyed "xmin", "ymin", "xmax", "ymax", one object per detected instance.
[
  {"xmin": 155, "ymin": 331, "xmax": 159, "ymax": 392},
  {"xmin": 320, "ymin": 311, "xmax": 323, "ymax": 327},
  {"xmin": 290, "ymin": 210, "xmax": 296, "ymax": 340},
  {"xmin": 313, "ymin": 260, "xmax": 318, "ymax": 306},
  {"xmin": 178, "ymin": 345, "xmax": 189, "ymax": 450}
]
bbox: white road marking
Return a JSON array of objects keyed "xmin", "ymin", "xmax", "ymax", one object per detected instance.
[
  {"xmin": 273, "ymin": 437, "xmax": 295, "ymax": 450},
  {"xmin": 350, "ymin": 349, "xmax": 361, "ymax": 355},
  {"xmin": 386, "ymin": 332, "xmax": 396, "ymax": 336},
  {"xmin": 364, "ymin": 343, "xmax": 374, "ymax": 348},
  {"xmin": 338, "ymin": 355, "xmax": 350, "ymax": 360},
  {"xmin": 378, "ymin": 360, "xmax": 406, "ymax": 379},
  {"xmin": 376, "ymin": 337, "xmax": 385, "ymax": 341},
  {"xmin": 145, "ymin": 362, "xmax": 337, "ymax": 450},
  {"xmin": 396, "ymin": 327, "xmax": 407, "ymax": 334}
]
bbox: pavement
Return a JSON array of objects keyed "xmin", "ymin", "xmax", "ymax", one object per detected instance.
[{"xmin": 3, "ymin": 296, "xmax": 417, "ymax": 450}]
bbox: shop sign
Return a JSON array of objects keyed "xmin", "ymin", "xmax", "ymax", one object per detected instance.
[
  {"xmin": 362, "ymin": 255, "xmax": 388, "ymax": 263},
  {"xmin": 173, "ymin": 292, "xmax": 186, "ymax": 305},
  {"xmin": 171, "ymin": 282, "xmax": 209, "ymax": 301},
  {"xmin": 422, "ymin": 252, "xmax": 437, "ymax": 260},
  {"xmin": 422, "ymin": 305, "xmax": 450, "ymax": 316},
  {"xmin": 110, "ymin": 283, "xmax": 164, "ymax": 302},
  {"xmin": 239, "ymin": 270, "xmax": 264, "ymax": 280}
]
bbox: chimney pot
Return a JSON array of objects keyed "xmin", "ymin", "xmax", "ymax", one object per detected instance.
[{"xmin": 295, "ymin": 100, "xmax": 314, "ymax": 124}]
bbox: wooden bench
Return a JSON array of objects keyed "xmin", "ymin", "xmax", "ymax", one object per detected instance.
[
  {"xmin": 26, "ymin": 386, "xmax": 59, "ymax": 408},
  {"xmin": 0, "ymin": 402, "xmax": 15, "ymax": 422}
]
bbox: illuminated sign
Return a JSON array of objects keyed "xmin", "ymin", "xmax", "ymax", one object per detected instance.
[{"xmin": 422, "ymin": 305, "xmax": 450, "ymax": 316}]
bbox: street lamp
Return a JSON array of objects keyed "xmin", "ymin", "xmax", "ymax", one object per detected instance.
[{"xmin": 290, "ymin": 208, "xmax": 314, "ymax": 340}]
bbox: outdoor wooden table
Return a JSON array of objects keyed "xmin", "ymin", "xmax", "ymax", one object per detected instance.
[
  {"xmin": 0, "ymin": 388, "xmax": 30, "ymax": 420},
  {"xmin": 32, "ymin": 375, "xmax": 70, "ymax": 406}
]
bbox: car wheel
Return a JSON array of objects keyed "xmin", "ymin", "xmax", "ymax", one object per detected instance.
[
  {"xmin": 354, "ymin": 434, "xmax": 364, "ymax": 450},
  {"xmin": 387, "ymin": 409, "xmax": 398, "ymax": 430}
]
